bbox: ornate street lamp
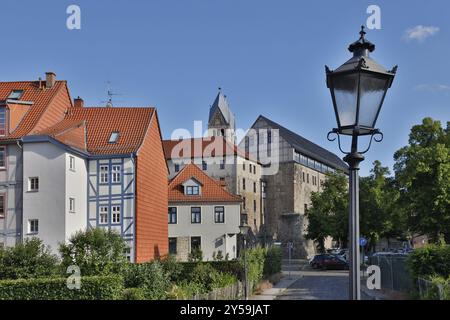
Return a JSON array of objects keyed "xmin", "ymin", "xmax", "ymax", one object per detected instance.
[
  {"xmin": 239, "ymin": 224, "xmax": 251, "ymax": 300},
  {"xmin": 325, "ymin": 26, "xmax": 397, "ymax": 300}
]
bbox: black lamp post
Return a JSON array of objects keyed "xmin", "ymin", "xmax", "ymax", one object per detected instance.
[
  {"xmin": 325, "ymin": 26, "xmax": 397, "ymax": 300},
  {"xmin": 239, "ymin": 224, "xmax": 251, "ymax": 300}
]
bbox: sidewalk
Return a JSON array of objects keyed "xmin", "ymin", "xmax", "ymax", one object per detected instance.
[
  {"xmin": 249, "ymin": 259, "xmax": 307, "ymax": 300},
  {"xmin": 249, "ymin": 275, "xmax": 300, "ymax": 300}
]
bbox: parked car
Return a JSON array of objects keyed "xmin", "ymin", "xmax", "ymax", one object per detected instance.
[{"xmin": 310, "ymin": 254, "xmax": 349, "ymax": 270}]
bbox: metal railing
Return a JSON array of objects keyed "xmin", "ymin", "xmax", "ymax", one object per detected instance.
[
  {"xmin": 418, "ymin": 277, "xmax": 449, "ymax": 300},
  {"xmin": 368, "ymin": 255, "xmax": 414, "ymax": 293},
  {"xmin": 189, "ymin": 280, "xmax": 255, "ymax": 300}
]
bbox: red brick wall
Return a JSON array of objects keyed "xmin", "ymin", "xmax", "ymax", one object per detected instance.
[{"xmin": 135, "ymin": 111, "xmax": 168, "ymax": 262}]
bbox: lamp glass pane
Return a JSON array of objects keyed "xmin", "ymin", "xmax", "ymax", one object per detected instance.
[
  {"xmin": 358, "ymin": 74, "xmax": 388, "ymax": 128},
  {"xmin": 332, "ymin": 73, "xmax": 358, "ymax": 127}
]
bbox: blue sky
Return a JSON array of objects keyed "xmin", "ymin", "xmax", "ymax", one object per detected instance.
[{"xmin": 1, "ymin": 0, "xmax": 449, "ymax": 176}]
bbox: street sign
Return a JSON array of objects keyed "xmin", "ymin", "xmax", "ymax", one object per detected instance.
[{"xmin": 360, "ymin": 237, "xmax": 367, "ymax": 247}]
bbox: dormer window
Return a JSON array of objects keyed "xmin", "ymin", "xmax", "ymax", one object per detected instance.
[
  {"xmin": 8, "ymin": 90, "xmax": 24, "ymax": 100},
  {"xmin": 182, "ymin": 177, "xmax": 202, "ymax": 196},
  {"xmin": 109, "ymin": 131, "xmax": 120, "ymax": 143},
  {"xmin": 186, "ymin": 186, "xmax": 199, "ymax": 195}
]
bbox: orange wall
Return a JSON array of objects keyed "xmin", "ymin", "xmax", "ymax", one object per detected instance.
[
  {"xmin": 56, "ymin": 123, "xmax": 86, "ymax": 151},
  {"xmin": 34, "ymin": 83, "xmax": 71, "ymax": 132},
  {"xmin": 135, "ymin": 111, "xmax": 169, "ymax": 262},
  {"xmin": 8, "ymin": 103, "xmax": 31, "ymax": 132}
]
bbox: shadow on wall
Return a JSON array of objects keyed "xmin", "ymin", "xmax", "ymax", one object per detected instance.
[{"xmin": 154, "ymin": 245, "xmax": 160, "ymax": 259}]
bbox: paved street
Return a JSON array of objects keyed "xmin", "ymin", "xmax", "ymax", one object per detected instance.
[{"xmin": 275, "ymin": 260, "xmax": 349, "ymax": 300}]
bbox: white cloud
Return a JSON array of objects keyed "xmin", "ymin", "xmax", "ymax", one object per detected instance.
[
  {"xmin": 404, "ymin": 25, "xmax": 439, "ymax": 42},
  {"xmin": 415, "ymin": 84, "xmax": 450, "ymax": 92}
]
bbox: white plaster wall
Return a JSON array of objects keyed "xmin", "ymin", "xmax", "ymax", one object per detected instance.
[
  {"xmin": 22, "ymin": 142, "xmax": 66, "ymax": 253},
  {"xmin": 168, "ymin": 202, "xmax": 240, "ymax": 261},
  {"xmin": 65, "ymin": 153, "xmax": 88, "ymax": 243},
  {"xmin": 0, "ymin": 144, "xmax": 23, "ymax": 247}
]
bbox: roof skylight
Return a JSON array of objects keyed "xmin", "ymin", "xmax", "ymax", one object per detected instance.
[
  {"xmin": 8, "ymin": 90, "xmax": 24, "ymax": 100},
  {"xmin": 109, "ymin": 132, "xmax": 120, "ymax": 143}
]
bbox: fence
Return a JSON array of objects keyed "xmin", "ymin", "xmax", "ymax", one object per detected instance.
[
  {"xmin": 417, "ymin": 278, "xmax": 449, "ymax": 300},
  {"xmin": 368, "ymin": 255, "xmax": 414, "ymax": 293},
  {"xmin": 190, "ymin": 280, "xmax": 256, "ymax": 300}
]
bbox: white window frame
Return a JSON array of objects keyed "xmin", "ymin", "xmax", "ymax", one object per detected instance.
[
  {"xmin": 112, "ymin": 206, "xmax": 121, "ymax": 224},
  {"xmin": 0, "ymin": 108, "xmax": 6, "ymax": 136},
  {"xmin": 190, "ymin": 207, "xmax": 201, "ymax": 224},
  {"xmin": 99, "ymin": 165, "xmax": 109, "ymax": 184},
  {"xmin": 168, "ymin": 207, "xmax": 177, "ymax": 224},
  {"xmin": 0, "ymin": 146, "xmax": 6, "ymax": 169},
  {"xmin": 186, "ymin": 185, "xmax": 200, "ymax": 196},
  {"xmin": 28, "ymin": 219, "xmax": 39, "ymax": 234},
  {"xmin": 28, "ymin": 177, "xmax": 39, "ymax": 192},
  {"xmin": 0, "ymin": 194, "xmax": 5, "ymax": 219},
  {"xmin": 112, "ymin": 165, "xmax": 121, "ymax": 183},
  {"xmin": 99, "ymin": 206, "xmax": 108, "ymax": 224},
  {"xmin": 214, "ymin": 206, "xmax": 225, "ymax": 224},
  {"xmin": 69, "ymin": 156, "xmax": 76, "ymax": 171},
  {"xmin": 69, "ymin": 197, "xmax": 75, "ymax": 213}
]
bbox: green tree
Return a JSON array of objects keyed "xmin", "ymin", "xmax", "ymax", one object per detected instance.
[
  {"xmin": 59, "ymin": 228, "xmax": 127, "ymax": 276},
  {"xmin": 360, "ymin": 161, "xmax": 407, "ymax": 252},
  {"xmin": 394, "ymin": 118, "xmax": 450, "ymax": 243},
  {"xmin": 305, "ymin": 171, "xmax": 348, "ymax": 251},
  {"xmin": 0, "ymin": 238, "xmax": 59, "ymax": 280}
]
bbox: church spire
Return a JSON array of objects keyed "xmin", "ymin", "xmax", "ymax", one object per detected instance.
[{"xmin": 207, "ymin": 88, "xmax": 236, "ymax": 144}]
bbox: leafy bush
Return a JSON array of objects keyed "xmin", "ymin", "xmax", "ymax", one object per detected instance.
[
  {"xmin": 243, "ymin": 247, "xmax": 266, "ymax": 283},
  {"xmin": 263, "ymin": 246, "xmax": 282, "ymax": 278},
  {"xmin": 159, "ymin": 255, "xmax": 183, "ymax": 283},
  {"xmin": 0, "ymin": 275, "xmax": 123, "ymax": 300},
  {"xmin": 407, "ymin": 245, "xmax": 450, "ymax": 280},
  {"xmin": 122, "ymin": 287, "xmax": 147, "ymax": 300},
  {"xmin": 167, "ymin": 281, "xmax": 205, "ymax": 299},
  {"xmin": 188, "ymin": 248, "xmax": 203, "ymax": 262},
  {"xmin": 186, "ymin": 263, "xmax": 237, "ymax": 294},
  {"xmin": 419, "ymin": 276, "xmax": 450, "ymax": 300},
  {"xmin": 0, "ymin": 238, "xmax": 59, "ymax": 280},
  {"xmin": 59, "ymin": 228, "xmax": 128, "ymax": 277},
  {"xmin": 123, "ymin": 261, "xmax": 171, "ymax": 299}
]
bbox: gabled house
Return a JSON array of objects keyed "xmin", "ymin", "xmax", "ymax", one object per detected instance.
[
  {"xmin": 163, "ymin": 136, "xmax": 264, "ymax": 237},
  {"xmin": 21, "ymin": 99, "xmax": 168, "ymax": 262},
  {"xmin": 0, "ymin": 73, "xmax": 168, "ymax": 263},
  {"xmin": 168, "ymin": 164, "xmax": 242, "ymax": 261},
  {"xmin": 0, "ymin": 73, "xmax": 72, "ymax": 248}
]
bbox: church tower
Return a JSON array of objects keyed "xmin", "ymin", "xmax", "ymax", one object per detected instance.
[{"xmin": 207, "ymin": 89, "xmax": 236, "ymax": 144}]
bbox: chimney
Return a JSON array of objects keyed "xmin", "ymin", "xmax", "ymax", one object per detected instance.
[
  {"xmin": 74, "ymin": 96, "xmax": 84, "ymax": 108},
  {"xmin": 45, "ymin": 72, "xmax": 56, "ymax": 89}
]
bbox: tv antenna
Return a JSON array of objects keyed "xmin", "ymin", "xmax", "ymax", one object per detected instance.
[{"xmin": 100, "ymin": 81, "xmax": 124, "ymax": 107}]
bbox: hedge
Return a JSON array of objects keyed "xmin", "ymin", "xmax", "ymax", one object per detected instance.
[
  {"xmin": 263, "ymin": 246, "xmax": 283, "ymax": 278},
  {"xmin": 407, "ymin": 245, "xmax": 450, "ymax": 280},
  {"xmin": 0, "ymin": 275, "xmax": 124, "ymax": 300}
]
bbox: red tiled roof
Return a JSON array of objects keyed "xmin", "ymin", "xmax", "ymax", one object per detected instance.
[
  {"xmin": 0, "ymin": 81, "xmax": 69, "ymax": 138},
  {"xmin": 168, "ymin": 163, "xmax": 242, "ymax": 203},
  {"xmin": 35, "ymin": 106, "xmax": 155, "ymax": 155},
  {"xmin": 163, "ymin": 136, "xmax": 252, "ymax": 161}
]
